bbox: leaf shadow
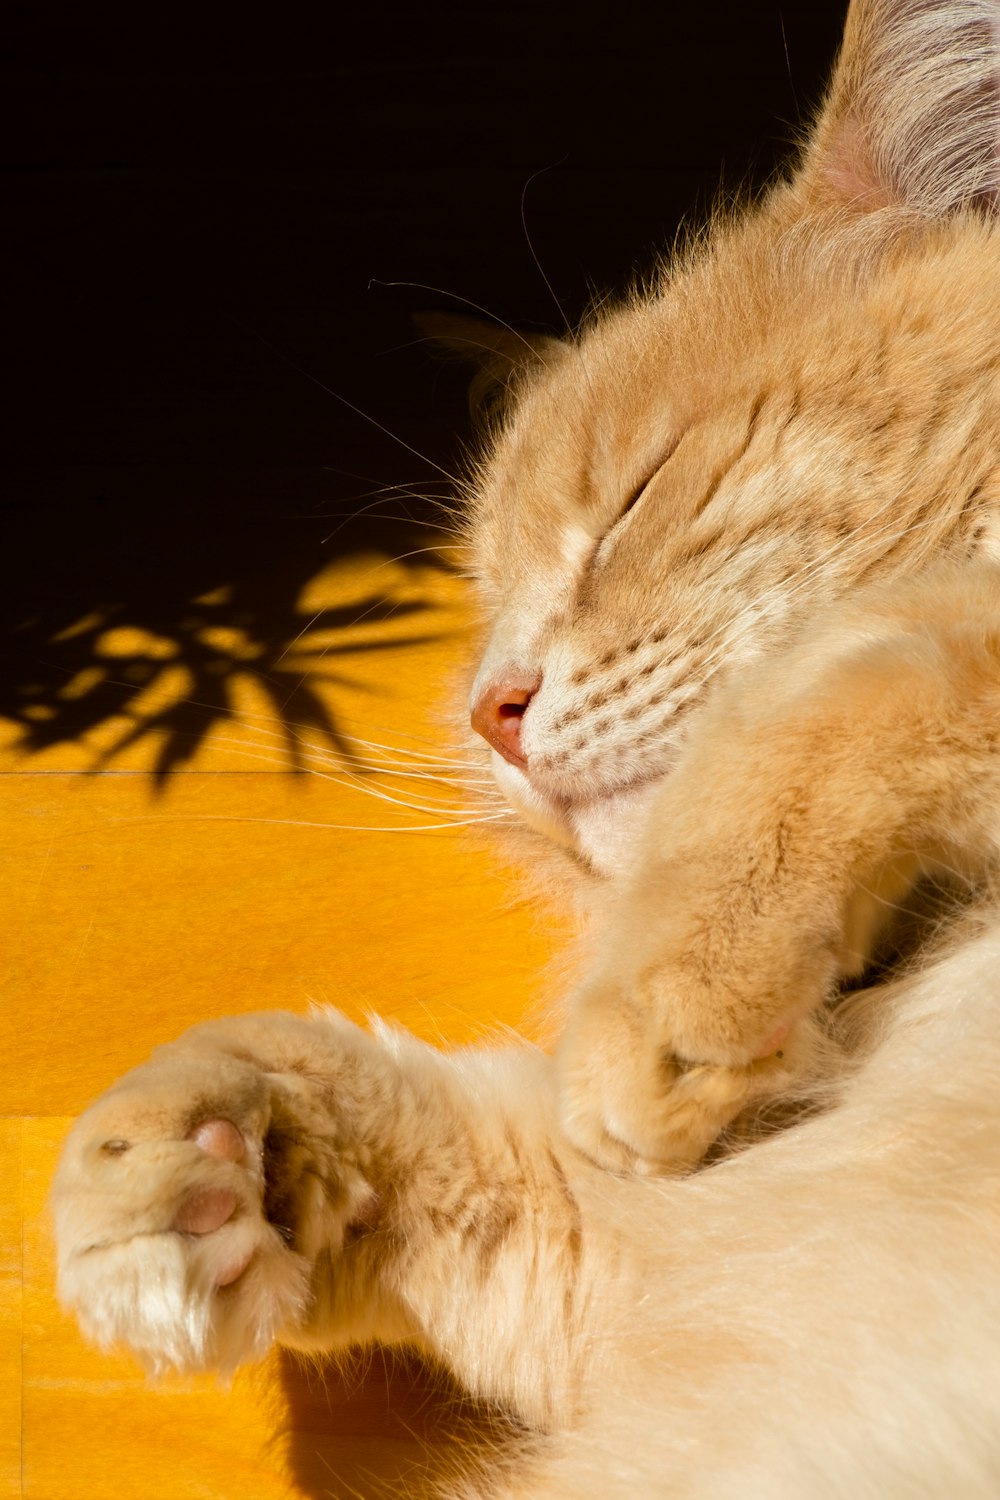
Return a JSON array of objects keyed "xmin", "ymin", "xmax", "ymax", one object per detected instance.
[{"xmin": 2, "ymin": 470, "xmax": 458, "ymax": 784}]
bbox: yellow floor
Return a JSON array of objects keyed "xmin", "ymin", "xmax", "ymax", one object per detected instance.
[{"xmin": 2, "ymin": 536, "xmax": 560, "ymax": 1499}]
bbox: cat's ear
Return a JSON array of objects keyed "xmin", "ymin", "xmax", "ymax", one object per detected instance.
[
  {"xmin": 414, "ymin": 312, "xmax": 563, "ymax": 421},
  {"xmin": 797, "ymin": 0, "xmax": 1000, "ymax": 216}
]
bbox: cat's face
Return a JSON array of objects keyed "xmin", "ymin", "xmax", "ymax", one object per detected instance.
[
  {"xmin": 465, "ymin": 209, "xmax": 999, "ymax": 877},
  {"xmin": 459, "ymin": 0, "xmax": 1000, "ymax": 876}
]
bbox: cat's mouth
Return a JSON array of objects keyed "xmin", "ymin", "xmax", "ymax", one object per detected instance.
[{"xmin": 491, "ymin": 753, "xmax": 669, "ymax": 878}]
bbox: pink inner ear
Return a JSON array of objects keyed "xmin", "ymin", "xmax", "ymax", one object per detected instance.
[{"xmin": 821, "ymin": 113, "xmax": 898, "ymax": 212}]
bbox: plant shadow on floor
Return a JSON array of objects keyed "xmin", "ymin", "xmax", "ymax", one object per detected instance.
[{"xmin": 3, "ymin": 463, "xmax": 458, "ymax": 785}]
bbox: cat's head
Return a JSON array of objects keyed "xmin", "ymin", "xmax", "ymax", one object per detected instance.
[{"xmin": 463, "ymin": 0, "xmax": 1000, "ymax": 877}]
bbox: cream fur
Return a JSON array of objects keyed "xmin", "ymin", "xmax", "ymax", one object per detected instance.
[{"xmin": 53, "ymin": 1, "xmax": 1000, "ymax": 1493}]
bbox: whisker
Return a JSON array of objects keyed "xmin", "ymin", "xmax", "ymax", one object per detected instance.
[
  {"xmin": 341, "ymin": 731, "xmax": 485, "ymax": 770},
  {"xmin": 72, "ymin": 680, "xmax": 497, "ymax": 807},
  {"xmin": 344, "ymin": 543, "xmax": 469, "ymax": 578},
  {"xmin": 318, "ymin": 491, "xmax": 464, "ymax": 548},
  {"xmin": 116, "ymin": 811, "xmax": 515, "ymax": 834},
  {"xmin": 201, "ymin": 737, "xmax": 486, "ymax": 816},
  {"xmin": 323, "ymin": 513, "xmax": 462, "ymax": 540},
  {"xmin": 520, "ymin": 163, "xmax": 574, "ymax": 339},
  {"xmin": 320, "ymin": 468, "xmax": 458, "ymax": 500},
  {"xmin": 688, "ymin": 491, "xmax": 910, "ymax": 666},
  {"xmin": 272, "ymin": 607, "xmax": 330, "ymax": 669},
  {"xmin": 216, "ymin": 723, "xmax": 495, "ymax": 793},
  {"xmin": 691, "ymin": 500, "xmax": 978, "ymax": 685},
  {"xmin": 227, "ymin": 315, "xmax": 461, "ymax": 484},
  {"xmin": 195, "ymin": 704, "xmax": 480, "ymax": 772},
  {"xmin": 270, "ymin": 570, "xmax": 449, "ymax": 711},
  {"xmin": 369, "ymin": 279, "xmax": 547, "ymax": 367}
]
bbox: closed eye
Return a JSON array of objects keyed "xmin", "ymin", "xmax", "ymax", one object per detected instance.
[
  {"xmin": 587, "ymin": 437, "xmax": 683, "ymax": 574},
  {"xmin": 615, "ymin": 437, "xmax": 681, "ymax": 525},
  {"xmin": 617, "ymin": 469, "xmax": 656, "ymax": 521}
]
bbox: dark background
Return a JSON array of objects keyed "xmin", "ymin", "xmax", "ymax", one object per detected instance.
[{"xmin": 3, "ymin": 1, "xmax": 847, "ymax": 763}]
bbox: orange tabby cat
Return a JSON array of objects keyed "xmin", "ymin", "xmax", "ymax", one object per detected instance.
[{"xmin": 53, "ymin": 1, "xmax": 1000, "ymax": 1493}]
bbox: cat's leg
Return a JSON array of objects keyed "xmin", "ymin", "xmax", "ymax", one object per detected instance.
[
  {"xmin": 53, "ymin": 1009, "xmax": 595, "ymax": 1429},
  {"xmin": 559, "ymin": 563, "xmax": 1000, "ymax": 1173}
]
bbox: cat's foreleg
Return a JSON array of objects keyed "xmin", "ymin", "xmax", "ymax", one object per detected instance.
[
  {"xmin": 53, "ymin": 1009, "xmax": 593, "ymax": 1428},
  {"xmin": 559, "ymin": 565, "xmax": 1000, "ymax": 1173}
]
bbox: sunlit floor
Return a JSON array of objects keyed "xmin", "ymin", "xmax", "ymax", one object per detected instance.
[{"xmin": 2, "ymin": 501, "xmax": 561, "ymax": 1500}]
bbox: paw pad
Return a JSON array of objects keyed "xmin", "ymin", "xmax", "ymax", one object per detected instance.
[
  {"xmin": 191, "ymin": 1118, "xmax": 245, "ymax": 1162},
  {"xmin": 175, "ymin": 1186, "xmax": 239, "ymax": 1235}
]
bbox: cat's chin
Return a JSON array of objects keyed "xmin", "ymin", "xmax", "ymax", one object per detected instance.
[{"xmin": 491, "ymin": 754, "xmax": 664, "ymax": 879}]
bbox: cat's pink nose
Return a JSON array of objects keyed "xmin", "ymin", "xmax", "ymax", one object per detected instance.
[{"xmin": 470, "ymin": 675, "xmax": 539, "ymax": 766}]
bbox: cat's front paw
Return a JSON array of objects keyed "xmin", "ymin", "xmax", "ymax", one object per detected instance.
[
  {"xmin": 52, "ymin": 1018, "xmax": 374, "ymax": 1373},
  {"xmin": 556, "ymin": 988, "xmax": 816, "ymax": 1175}
]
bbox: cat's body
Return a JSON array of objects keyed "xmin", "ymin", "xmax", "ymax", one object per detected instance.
[{"xmin": 52, "ymin": 1, "xmax": 1000, "ymax": 1494}]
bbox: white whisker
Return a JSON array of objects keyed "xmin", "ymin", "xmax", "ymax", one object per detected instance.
[
  {"xmin": 229, "ymin": 316, "xmax": 461, "ymax": 484},
  {"xmin": 225, "ymin": 718, "xmax": 489, "ymax": 783},
  {"xmin": 370, "ymin": 278, "xmax": 548, "ymax": 368},
  {"xmin": 200, "ymin": 738, "xmax": 487, "ymax": 817},
  {"xmin": 114, "ymin": 812, "xmax": 515, "ymax": 834}
]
